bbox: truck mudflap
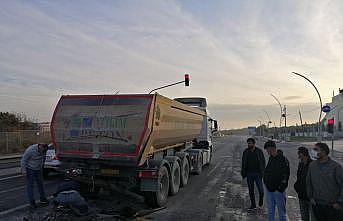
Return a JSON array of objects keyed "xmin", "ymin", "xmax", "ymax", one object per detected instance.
[{"xmin": 139, "ymin": 159, "xmax": 170, "ymax": 192}]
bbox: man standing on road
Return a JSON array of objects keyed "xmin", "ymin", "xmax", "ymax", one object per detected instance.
[
  {"xmin": 294, "ymin": 147, "xmax": 315, "ymax": 221},
  {"xmin": 263, "ymin": 140, "xmax": 290, "ymax": 221},
  {"xmin": 21, "ymin": 143, "xmax": 49, "ymax": 208},
  {"xmin": 307, "ymin": 142, "xmax": 343, "ymax": 221},
  {"xmin": 241, "ymin": 138, "xmax": 266, "ymax": 211}
]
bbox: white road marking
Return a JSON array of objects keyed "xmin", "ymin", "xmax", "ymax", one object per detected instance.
[
  {"xmin": 0, "ymin": 196, "xmax": 53, "ymax": 217},
  {"xmin": 0, "ymin": 186, "xmax": 25, "ymax": 194},
  {"xmin": 0, "ymin": 203, "xmax": 28, "ymax": 217},
  {"xmin": 0, "ymin": 174, "xmax": 23, "ymax": 181}
]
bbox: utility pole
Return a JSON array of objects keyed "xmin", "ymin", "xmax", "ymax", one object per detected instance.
[
  {"xmin": 282, "ymin": 105, "xmax": 287, "ymax": 140},
  {"xmin": 299, "ymin": 109, "xmax": 304, "ymax": 137},
  {"xmin": 257, "ymin": 120, "xmax": 262, "ymax": 137},
  {"xmin": 270, "ymin": 94, "xmax": 283, "ymax": 140}
]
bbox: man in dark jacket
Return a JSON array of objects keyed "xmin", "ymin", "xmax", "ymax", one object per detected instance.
[
  {"xmin": 263, "ymin": 140, "xmax": 290, "ymax": 221},
  {"xmin": 307, "ymin": 142, "xmax": 343, "ymax": 221},
  {"xmin": 241, "ymin": 138, "xmax": 266, "ymax": 210},
  {"xmin": 294, "ymin": 147, "xmax": 315, "ymax": 221}
]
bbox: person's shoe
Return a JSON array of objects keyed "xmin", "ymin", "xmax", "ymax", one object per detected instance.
[
  {"xmin": 247, "ymin": 206, "xmax": 257, "ymax": 212},
  {"xmin": 39, "ymin": 198, "xmax": 49, "ymax": 206},
  {"xmin": 258, "ymin": 197, "xmax": 264, "ymax": 207}
]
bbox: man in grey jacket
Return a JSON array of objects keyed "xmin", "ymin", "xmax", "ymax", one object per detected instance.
[
  {"xmin": 307, "ymin": 142, "xmax": 343, "ymax": 221},
  {"xmin": 21, "ymin": 143, "xmax": 49, "ymax": 208}
]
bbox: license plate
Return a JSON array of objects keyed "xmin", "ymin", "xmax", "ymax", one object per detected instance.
[{"xmin": 101, "ymin": 168, "xmax": 119, "ymax": 176}]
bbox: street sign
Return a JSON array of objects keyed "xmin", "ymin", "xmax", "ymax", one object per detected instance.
[{"xmin": 322, "ymin": 105, "xmax": 331, "ymax": 113}]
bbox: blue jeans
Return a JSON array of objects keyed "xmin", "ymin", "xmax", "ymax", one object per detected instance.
[
  {"xmin": 26, "ymin": 168, "xmax": 46, "ymax": 205},
  {"xmin": 247, "ymin": 173, "xmax": 264, "ymax": 207},
  {"xmin": 266, "ymin": 188, "xmax": 286, "ymax": 221}
]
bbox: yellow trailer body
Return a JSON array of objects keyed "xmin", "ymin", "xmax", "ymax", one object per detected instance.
[{"xmin": 51, "ymin": 94, "xmax": 205, "ymax": 166}]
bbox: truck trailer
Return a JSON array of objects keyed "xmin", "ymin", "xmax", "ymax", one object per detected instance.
[{"xmin": 51, "ymin": 93, "xmax": 217, "ymax": 207}]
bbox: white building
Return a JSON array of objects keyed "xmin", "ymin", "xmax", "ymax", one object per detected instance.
[{"xmin": 323, "ymin": 89, "xmax": 343, "ymax": 138}]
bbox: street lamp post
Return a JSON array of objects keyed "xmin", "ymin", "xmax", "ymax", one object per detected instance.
[
  {"xmin": 257, "ymin": 120, "xmax": 262, "ymax": 137},
  {"xmin": 292, "ymin": 72, "xmax": 323, "ymax": 141},
  {"xmin": 263, "ymin": 109, "xmax": 272, "ymax": 138},
  {"xmin": 271, "ymin": 94, "xmax": 284, "ymax": 140},
  {"xmin": 271, "ymin": 94, "xmax": 283, "ymax": 127}
]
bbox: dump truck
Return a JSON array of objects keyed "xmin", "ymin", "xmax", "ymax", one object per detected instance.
[{"xmin": 51, "ymin": 93, "xmax": 218, "ymax": 207}]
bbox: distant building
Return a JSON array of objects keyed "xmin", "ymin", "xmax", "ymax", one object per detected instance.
[
  {"xmin": 323, "ymin": 89, "xmax": 343, "ymax": 138},
  {"xmin": 38, "ymin": 122, "xmax": 51, "ymax": 133}
]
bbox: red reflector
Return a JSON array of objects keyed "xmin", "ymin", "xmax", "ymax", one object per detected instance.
[
  {"xmin": 53, "ymin": 155, "xmax": 58, "ymax": 160},
  {"xmin": 185, "ymin": 74, "xmax": 189, "ymax": 79},
  {"xmin": 328, "ymin": 119, "xmax": 334, "ymax": 125},
  {"xmin": 138, "ymin": 171, "xmax": 157, "ymax": 178}
]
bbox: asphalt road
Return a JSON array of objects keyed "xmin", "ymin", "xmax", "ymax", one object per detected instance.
[
  {"xmin": 148, "ymin": 136, "xmax": 343, "ymax": 221},
  {"xmin": 1, "ymin": 136, "xmax": 342, "ymax": 221}
]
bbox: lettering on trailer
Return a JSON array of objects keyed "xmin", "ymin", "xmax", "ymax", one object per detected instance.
[{"xmin": 61, "ymin": 114, "xmax": 138, "ymax": 142}]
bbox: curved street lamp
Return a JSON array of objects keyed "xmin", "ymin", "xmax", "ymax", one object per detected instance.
[
  {"xmin": 292, "ymin": 72, "xmax": 323, "ymax": 140},
  {"xmin": 270, "ymin": 94, "xmax": 283, "ymax": 127}
]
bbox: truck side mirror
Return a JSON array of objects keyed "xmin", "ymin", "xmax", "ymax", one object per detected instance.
[{"xmin": 213, "ymin": 120, "xmax": 218, "ymax": 132}]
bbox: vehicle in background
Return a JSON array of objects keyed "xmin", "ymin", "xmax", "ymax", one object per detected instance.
[
  {"xmin": 43, "ymin": 143, "xmax": 61, "ymax": 176},
  {"xmin": 248, "ymin": 126, "xmax": 257, "ymax": 137},
  {"xmin": 51, "ymin": 94, "xmax": 218, "ymax": 207}
]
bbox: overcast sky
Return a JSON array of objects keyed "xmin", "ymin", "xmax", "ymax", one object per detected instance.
[{"xmin": 0, "ymin": 0, "xmax": 342, "ymax": 129}]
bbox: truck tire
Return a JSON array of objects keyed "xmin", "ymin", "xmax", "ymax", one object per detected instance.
[
  {"xmin": 144, "ymin": 165, "xmax": 169, "ymax": 208},
  {"xmin": 169, "ymin": 161, "xmax": 180, "ymax": 196},
  {"xmin": 180, "ymin": 157, "xmax": 190, "ymax": 187},
  {"xmin": 194, "ymin": 153, "xmax": 203, "ymax": 175}
]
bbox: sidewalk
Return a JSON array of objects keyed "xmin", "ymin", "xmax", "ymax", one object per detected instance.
[{"xmin": 299, "ymin": 139, "xmax": 343, "ymax": 153}]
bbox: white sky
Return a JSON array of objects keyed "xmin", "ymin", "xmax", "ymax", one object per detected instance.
[{"xmin": 0, "ymin": 0, "xmax": 342, "ymax": 129}]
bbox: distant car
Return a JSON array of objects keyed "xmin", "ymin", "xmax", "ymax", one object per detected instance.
[{"xmin": 44, "ymin": 143, "xmax": 61, "ymax": 176}]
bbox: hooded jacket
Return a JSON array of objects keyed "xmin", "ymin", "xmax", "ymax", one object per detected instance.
[
  {"xmin": 263, "ymin": 154, "xmax": 290, "ymax": 192},
  {"xmin": 241, "ymin": 147, "xmax": 266, "ymax": 178}
]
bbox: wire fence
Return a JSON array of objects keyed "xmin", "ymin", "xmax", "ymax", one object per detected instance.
[{"xmin": 0, "ymin": 130, "xmax": 51, "ymax": 154}]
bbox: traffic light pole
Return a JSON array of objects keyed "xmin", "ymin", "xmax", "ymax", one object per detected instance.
[
  {"xmin": 149, "ymin": 80, "xmax": 185, "ymax": 94},
  {"xmin": 332, "ymin": 133, "xmax": 334, "ymax": 151},
  {"xmin": 149, "ymin": 74, "xmax": 190, "ymax": 94}
]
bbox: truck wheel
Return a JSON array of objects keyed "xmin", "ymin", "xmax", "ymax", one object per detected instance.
[
  {"xmin": 194, "ymin": 154, "xmax": 203, "ymax": 175},
  {"xmin": 169, "ymin": 161, "xmax": 180, "ymax": 196},
  {"xmin": 180, "ymin": 157, "xmax": 190, "ymax": 187},
  {"xmin": 145, "ymin": 165, "xmax": 169, "ymax": 208}
]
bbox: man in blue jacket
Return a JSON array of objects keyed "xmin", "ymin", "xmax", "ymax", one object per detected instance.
[{"xmin": 21, "ymin": 143, "xmax": 49, "ymax": 208}]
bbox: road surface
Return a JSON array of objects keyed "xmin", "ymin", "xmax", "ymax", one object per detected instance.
[{"xmin": 0, "ymin": 136, "xmax": 342, "ymax": 220}]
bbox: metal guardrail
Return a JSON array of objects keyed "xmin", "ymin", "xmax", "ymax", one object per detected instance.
[{"xmin": 0, "ymin": 155, "xmax": 22, "ymax": 170}]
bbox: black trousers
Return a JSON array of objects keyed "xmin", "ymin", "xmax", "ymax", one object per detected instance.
[{"xmin": 312, "ymin": 204, "xmax": 343, "ymax": 221}]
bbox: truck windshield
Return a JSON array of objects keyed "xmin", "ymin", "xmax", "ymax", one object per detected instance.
[{"xmin": 52, "ymin": 95, "xmax": 152, "ymax": 156}]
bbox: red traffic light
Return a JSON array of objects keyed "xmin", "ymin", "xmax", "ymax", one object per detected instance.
[
  {"xmin": 328, "ymin": 118, "xmax": 334, "ymax": 125},
  {"xmin": 184, "ymin": 74, "xmax": 190, "ymax": 86}
]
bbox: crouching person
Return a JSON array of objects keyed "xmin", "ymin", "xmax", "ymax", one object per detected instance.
[{"xmin": 53, "ymin": 178, "xmax": 89, "ymax": 216}]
